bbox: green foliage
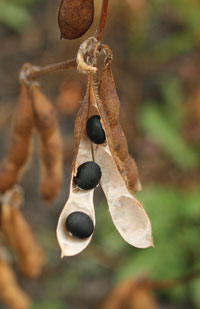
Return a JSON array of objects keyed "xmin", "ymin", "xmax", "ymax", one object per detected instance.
[
  {"xmin": 139, "ymin": 76, "xmax": 199, "ymax": 170},
  {"xmin": 129, "ymin": 0, "xmax": 200, "ymax": 63},
  {"xmin": 111, "ymin": 186, "xmax": 200, "ymax": 305},
  {"xmin": 0, "ymin": 0, "xmax": 43, "ymax": 32},
  {"xmin": 33, "ymin": 300, "xmax": 66, "ymax": 309}
]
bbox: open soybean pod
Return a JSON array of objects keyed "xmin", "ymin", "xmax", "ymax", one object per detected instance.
[
  {"xmin": 58, "ymin": 0, "xmax": 94, "ymax": 40},
  {"xmin": 57, "ymin": 76, "xmax": 96, "ymax": 257},
  {"xmin": 92, "ymin": 63, "xmax": 153, "ymax": 248},
  {"xmin": 0, "ymin": 81, "xmax": 34, "ymax": 193},
  {"xmin": 31, "ymin": 85, "xmax": 63, "ymax": 203}
]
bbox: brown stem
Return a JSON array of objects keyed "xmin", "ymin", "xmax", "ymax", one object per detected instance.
[
  {"xmin": 148, "ymin": 270, "xmax": 200, "ymax": 290},
  {"xmin": 95, "ymin": 0, "xmax": 109, "ymax": 42},
  {"xmin": 25, "ymin": 58, "xmax": 77, "ymax": 81}
]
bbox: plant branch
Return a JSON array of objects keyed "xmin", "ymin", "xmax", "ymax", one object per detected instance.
[
  {"xmin": 149, "ymin": 270, "xmax": 200, "ymax": 290},
  {"xmin": 24, "ymin": 58, "xmax": 77, "ymax": 81},
  {"xmin": 95, "ymin": 0, "xmax": 109, "ymax": 42}
]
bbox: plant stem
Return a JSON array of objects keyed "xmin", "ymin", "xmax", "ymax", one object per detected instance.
[
  {"xmin": 149, "ymin": 270, "xmax": 200, "ymax": 290},
  {"xmin": 26, "ymin": 58, "xmax": 77, "ymax": 81},
  {"xmin": 95, "ymin": 0, "xmax": 109, "ymax": 42}
]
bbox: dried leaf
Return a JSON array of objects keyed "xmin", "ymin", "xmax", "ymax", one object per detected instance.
[
  {"xmin": 0, "ymin": 202, "xmax": 45, "ymax": 278},
  {"xmin": 0, "ymin": 259, "xmax": 31, "ymax": 309},
  {"xmin": 57, "ymin": 77, "xmax": 96, "ymax": 257},
  {"xmin": 58, "ymin": 0, "xmax": 94, "ymax": 40},
  {"xmin": 0, "ymin": 82, "xmax": 34, "ymax": 193},
  {"xmin": 31, "ymin": 85, "xmax": 63, "ymax": 203}
]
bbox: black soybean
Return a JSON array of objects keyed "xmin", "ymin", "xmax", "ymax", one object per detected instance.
[
  {"xmin": 86, "ymin": 115, "xmax": 106, "ymax": 144},
  {"xmin": 65, "ymin": 211, "xmax": 94, "ymax": 239},
  {"xmin": 74, "ymin": 161, "xmax": 102, "ymax": 190}
]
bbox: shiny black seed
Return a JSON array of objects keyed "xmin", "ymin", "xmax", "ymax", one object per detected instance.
[
  {"xmin": 74, "ymin": 161, "xmax": 102, "ymax": 190},
  {"xmin": 65, "ymin": 211, "xmax": 94, "ymax": 239},
  {"xmin": 86, "ymin": 115, "xmax": 106, "ymax": 144}
]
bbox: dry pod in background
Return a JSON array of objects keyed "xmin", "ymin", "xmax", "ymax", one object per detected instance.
[
  {"xmin": 31, "ymin": 85, "xmax": 63, "ymax": 203},
  {"xmin": 57, "ymin": 77, "xmax": 96, "ymax": 257},
  {"xmin": 58, "ymin": 0, "xmax": 94, "ymax": 39},
  {"xmin": 56, "ymin": 82, "xmax": 82, "ymax": 116},
  {"xmin": 0, "ymin": 191, "xmax": 45, "ymax": 278},
  {"xmin": 0, "ymin": 259, "xmax": 31, "ymax": 309},
  {"xmin": 0, "ymin": 81, "xmax": 34, "ymax": 193}
]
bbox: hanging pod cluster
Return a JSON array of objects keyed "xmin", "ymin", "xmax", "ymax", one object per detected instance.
[
  {"xmin": 0, "ymin": 64, "xmax": 63, "ymax": 204},
  {"xmin": 57, "ymin": 59, "xmax": 153, "ymax": 257},
  {"xmin": 0, "ymin": 186, "xmax": 45, "ymax": 309}
]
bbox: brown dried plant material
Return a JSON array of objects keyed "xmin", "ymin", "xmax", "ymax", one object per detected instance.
[
  {"xmin": 31, "ymin": 85, "xmax": 63, "ymax": 203},
  {"xmin": 57, "ymin": 69, "xmax": 152, "ymax": 256},
  {"xmin": 0, "ymin": 199, "xmax": 45, "ymax": 278},
  {"xmin": 129, "ymin": 284, "xmax": 158, "ymax": 309},
  {"xmin": 76, "ymin": 37, "xmax": 99, "ymax": 74},
  {"xmin": 96, "ymin": 279, "xmax": 135, "ymax": 309},
  {"xmin": 98, "ymin": 62, "xmax": 140, "ymax": 193},
  {"xmin": 56, "ymin": 82, "xmax": 82, "ymax": 116},
  {"xmin": 91, "ymin": 65, "xmax": 152, "ymax": 248},
  {"xmin": 0, "ymin": 259, "xmax": 31, "ymax": 309},
  {"xmin": 187, "ymin": 87, "xmax": 200, "ymax": 124},
  {"xmin": 0, "ymin": 82, "xmax": 34, "ymax": 193},
  {"xmin": 58, "ymin": 0, "xmax": 94, "ymax": 40},
  {"xmin": 57, "ymin": 77, "xmax": 96, "ymax": 257},
  {"xmin": 96, "ymin": 278, "xmax": 158, "ymax": 309}
]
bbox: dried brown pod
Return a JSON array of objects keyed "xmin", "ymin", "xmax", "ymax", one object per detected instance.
[
  {"xmin": 0, "ymin": 259, "xmax": 31, "ymax": 309},
  {"xmin": 56, "ymin": 82, "xmax": 82, "ymax": 116},
  {"xmin": 98, "ymin": 62, "xmax": 140, "ymax": 193},
  {"xmin": 89, "ymin": 74, "xmax": 152, "ymax": 248},
  {"xmin": 0, "ymin": 194, "xmax": 45, "ymax": 278},
  {"xmin": 58, "ymin": 0, "xmax": 94, "ymax": 40},
  {"xmin": 57, "ymin": 77, "xmax": 96, "ymax": 257},
  {"xmin": 31, "ymin": 85, "xmax": 63, "ymax": 203},
  {"xmin": 0, "ymin": 82, "xmax": 34, "ymax": 193}
]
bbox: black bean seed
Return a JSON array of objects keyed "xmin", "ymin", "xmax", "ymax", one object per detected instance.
[
  {"xmin": 74, "ymin": 161, "xmax": 102, "ymax": 190},
  {"xmin": 86, "ymin": 115, "xmax": 106, "ymax": 144},
  {"xmin": 65, "ymin": 211, "xmax": 94, "ymax": 239}
]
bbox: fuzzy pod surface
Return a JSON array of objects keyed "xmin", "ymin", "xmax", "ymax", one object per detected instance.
[
  {"xmin": 65, "ymin": 211, "xmax": 94, "ymax": 238},
  {"xmin": 74, "ymin": 161, "xmax": 102, "ymax": 190},
  {"xmin": 86, "ymin": 115, "xmax": 106, "ymax": 144},
  {"xmin": 58, "ymin": 0, "xmax": 94, "ymax": 40}
]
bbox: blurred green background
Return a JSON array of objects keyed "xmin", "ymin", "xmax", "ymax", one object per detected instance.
[{"xmin": 0, "ymin": 0, "xmax": 200, "ymax": 308}]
